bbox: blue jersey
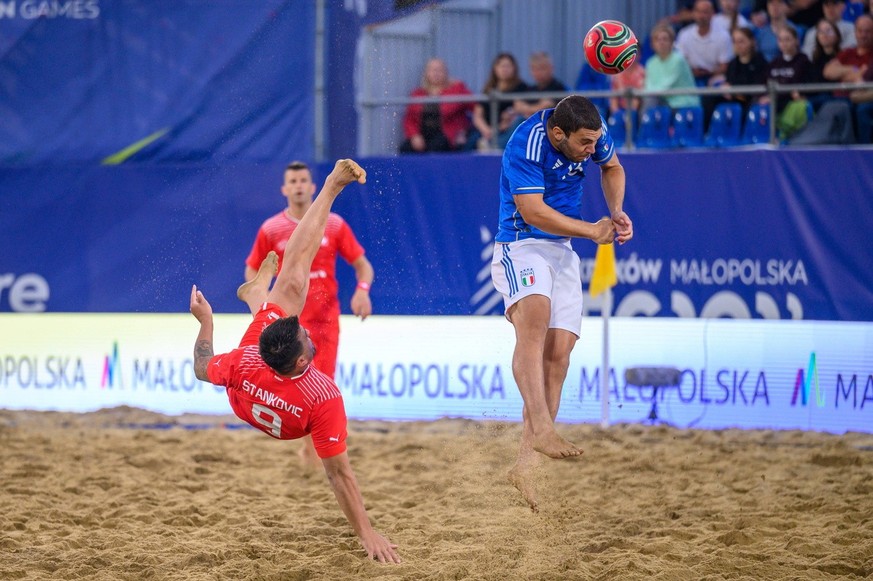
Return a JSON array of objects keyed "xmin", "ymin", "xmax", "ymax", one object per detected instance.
[{"xmin": 495, "ymin": 108, "xmax": 614, "ymax": 243}]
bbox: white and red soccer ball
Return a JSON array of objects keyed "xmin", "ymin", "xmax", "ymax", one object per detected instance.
[{"xmin": 584, "ymin": 20, "xmax": 639, "ymax": 75}]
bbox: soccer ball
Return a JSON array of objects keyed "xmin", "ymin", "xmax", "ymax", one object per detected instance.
[{"xmin": 583, "ymin": 20, "xmax": 639, "ymax": 75}]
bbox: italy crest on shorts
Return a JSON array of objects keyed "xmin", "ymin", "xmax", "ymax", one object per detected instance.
[{"xmin": 520, "ymin": 268, "xmax": 535, "ymax": 287}]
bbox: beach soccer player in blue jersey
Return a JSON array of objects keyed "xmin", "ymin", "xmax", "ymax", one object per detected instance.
[{"xmin": 491, "ymin": 95, "xmax": 633, "ymax": 511}]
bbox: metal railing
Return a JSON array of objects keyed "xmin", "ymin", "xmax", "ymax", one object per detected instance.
[{"xmin": 358, "ymin": 81, "xmax": 873, "ymax": 153}]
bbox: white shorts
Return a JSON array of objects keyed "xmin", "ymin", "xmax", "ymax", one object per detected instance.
[{"xmin": 490, "ymin": 238, "xmax": 583, "ymax": 336}]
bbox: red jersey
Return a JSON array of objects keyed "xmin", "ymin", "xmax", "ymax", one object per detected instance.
[
  {"xmin": 207, "ymin": 304, "xmax": 348, "ymax": 459},
  {"xmin": 832, "ymin": 48, "xmax": 873, "ymax": 96},
  {"xmin": 245, "ymin": 211, "xmax": 365, "ymax": 324},
  {"xmin": 835, "ymin": 47, "xmax": 873, "ymax": 70},
  {"xmin": 402, "ymin": 80, "xmax": 474, "ymax": 144}
]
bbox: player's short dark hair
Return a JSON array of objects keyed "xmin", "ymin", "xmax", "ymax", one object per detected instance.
[
  {"xmin": 548, "ymin": 95, "xmax": 602, "ymax": 135},
  {"xmin": 259, "ymin": 316, "xmax": 304, "ymax": 375},
  {"xmin": 285, "ymin": 160, "xmax": 310, "ymax": 172}
]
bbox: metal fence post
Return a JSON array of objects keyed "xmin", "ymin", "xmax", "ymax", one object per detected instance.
[{"xmin": 488, "ymin": 92, "xmax": 500, "ymax": 150}]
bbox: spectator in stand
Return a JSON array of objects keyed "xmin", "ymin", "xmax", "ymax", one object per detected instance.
[
  {"xmin": 790, "ymin": 17, "xmax": 856, "ymax": 144},
  {"xmin": 850, "ymin": 63, "xmax": 873, "ymax": 142},
  {"xmin": 399, "ymin": 58, "xmax": 474, "ymax": 154},
  {"xmin": 835, "ymin": 14, "xmax": 873, "ymax": 142},
  {"xmin": 789, "ymin": 0, "xmax": 826, "ymax": 29},
  {"xmin": 802, "ymin": 0, "xmax": 856, "ymax": 57},
  {"xmin": 469, "ymin": 52, "xmax": 529, "ymax": 150},
  {"xmin": 807, "ymin": 18, "xmax": 845, "ymax": 108},
  {"xmin": 609, "ymin": 58, "xmax": 646, "ymax": 114},
  {"xmin": 573, "ymin": 61, "xmax": 611, "ymax": 118},
  {"xmin": 713, "ymin": 0, "xmax": 752, "ymax": 33},
  {"xmin": 723, "ymin": 27, "xmax": 770, "ymax": 114},
  {"xmin": 752, "ymin": 0, "xmax": 824, "ymax": 30},
  {"xmin": 643, "ymin": 24, "xmax": 702, "ymax": 113},
  {"xmin": 823, "ymin": 12, "xmax": 873, "ymax": 83},
  {"xmin": 513, "ymin": 52, "xmax": 568, "ymax": 119},
  {"xmin": 676, "ymin": 0, "xmax": 735, "ymax": 86},
  {"xmin": 763, "ymin": 24, "xmax": 814, "ymax": 139},
  {"xmin": 676, "ymin": 0, "xmax": 733, "ymax": 127},
  {"xmin": 661, "ymin": 0, "xmax": 699, "ymax": 31},
  {"xmin": 750, "ymin": 0, "xmax": 769, "ymax": 27},
  {"xmin": 756, "ymin": 0, "xmax": 800, "ymax": 61}
]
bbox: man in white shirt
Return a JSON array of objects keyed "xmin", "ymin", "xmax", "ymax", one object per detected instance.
[{"xmin": 677, "ymin": 0, "xmax": 735, "ymax": 86}]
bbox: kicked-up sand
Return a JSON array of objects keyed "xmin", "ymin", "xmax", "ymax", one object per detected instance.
[{"xmin": 1, "ymin": 406, "xmax": 871, "ymax": 580}]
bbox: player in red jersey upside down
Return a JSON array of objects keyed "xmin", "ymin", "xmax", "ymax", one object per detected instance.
[
  {"xmin": 189, "ymin": 159, "xmax": 400, "ymax": 564},
  {"xmin": 243, "ymin": 160, "xmax": 375, "ymax": 469}
]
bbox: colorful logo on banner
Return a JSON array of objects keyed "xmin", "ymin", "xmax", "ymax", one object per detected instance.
[
  {"xmin": 101, "ymin": 341, "xmax": 122, "ymax": 389},
  {"xmin": 791, "ymin": 352, "xmax": 825, "ymax": 407}
]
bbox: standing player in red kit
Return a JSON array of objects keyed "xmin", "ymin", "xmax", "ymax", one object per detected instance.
[
  {"xmin": 190, "ymin": 159, "xmax": 400, "ymax": 564},
  {"xmin": 244, "ymin": 160, "xmax": 374, "ymax": 467}
]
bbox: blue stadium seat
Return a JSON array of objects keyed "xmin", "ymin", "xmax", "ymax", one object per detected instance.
[
  {"xmin": 671, "ymin": 106, "xmax": 704, "ymax": 147},
  {"xmin": 607, "ymin": 109, "xmax": 638, "ymax": 148},
  {"xmin": 742, "ymin": 103, "xmax": 771, "ymax": 145},
  {"xmin": 704, "ymin": 102, "xmax": 743, "ymax": 147},
  {"xmin": 844, "ymin": 1, "xmax": 864, "ymax": 21},
  {"xmin": 637, "ymin": 106, "xmax": 673, "ymax": 149}
]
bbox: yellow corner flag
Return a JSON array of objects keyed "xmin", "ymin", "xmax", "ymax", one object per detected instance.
[{"xmin": 589, "ymin": 242, "xmax": 618, "ymax": 298}]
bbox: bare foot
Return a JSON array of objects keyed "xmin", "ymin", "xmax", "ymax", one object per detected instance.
[
  {"xmin": 508, "ymin": 463, "xmax": 539, "ymax": 513},
  {"xmin": 533, "ymin": 430, "xmax": 583, "ymax": 459},
  {"xmin": 236, "ymin": 251, "xmax": 278, "ymax": 304},
  {"xmin": 330, "ymin": 159, "xmax": 367, "ymax": 187}
]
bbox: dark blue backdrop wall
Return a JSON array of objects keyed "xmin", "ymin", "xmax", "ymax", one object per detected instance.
[
  {"xmin": 0, "ymin": 0, "xmax": 441, "ymax": 163},
  {"xmin": 1, "ymin": 1, "xmax": 316, "ymax": 164},
  {"xmin": 2, "ymin": 150, "xmax": 872, "ymax": 320}
]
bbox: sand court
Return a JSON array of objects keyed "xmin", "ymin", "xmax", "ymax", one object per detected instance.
[{"xmin": 1, "ymin": 407, "xmax": 871, "ymax": 580}]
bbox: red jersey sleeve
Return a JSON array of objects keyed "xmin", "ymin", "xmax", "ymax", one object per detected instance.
[
  {"xmin": 206, "ymin": 349, "xmax": 240, "ymax": 387},
  {"xmin": 335, "ymin": 217, "xmax": 365, "ymax": 265},
  {"xmin": 245, "ymin": 225, "xmax": 273, "ymax": 271},
  {"xmin": 308, "ymin": 396, "xmax": 348, "ymax": 459}
]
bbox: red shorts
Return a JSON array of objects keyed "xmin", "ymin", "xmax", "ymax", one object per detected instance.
[{"xmin": 303, "ymin": 319, "xmax": 339, "ymax": 379}]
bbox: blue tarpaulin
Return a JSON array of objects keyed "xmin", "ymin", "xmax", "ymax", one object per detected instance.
[
  {"xmin": 1, "ymin": 0, "xmax": 315, "ymax": 163},
  {"xmin": 2, "ymin": 150, "xmax": 872, "ymax": 320}
]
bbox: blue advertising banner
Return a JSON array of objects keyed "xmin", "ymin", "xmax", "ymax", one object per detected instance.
[
  {"xmin": 1, "ymin": 150, "xmax": 872, "ymax": 320},
  {"xmin": 0, "ymin": 0, "xmax": 315, "ymax": 163}
]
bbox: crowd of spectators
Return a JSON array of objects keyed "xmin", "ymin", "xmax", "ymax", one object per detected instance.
[{"xmin": 398, "ymin": 0, "xmax": 873, "ymax": 153}]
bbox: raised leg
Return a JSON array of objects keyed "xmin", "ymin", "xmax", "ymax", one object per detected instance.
[
  {"xmin": 267, "ymin": 160, "xmax": 366, "ymax": 317},
  {"xmin": 236, "ymin": 251, "xmax": 278, "ymax": 315}
]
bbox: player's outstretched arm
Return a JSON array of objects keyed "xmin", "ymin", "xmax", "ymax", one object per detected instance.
[
  {"xmin": 350, "ymin": 255, "xmax": 374, "ymax": 320},
  {"xmin": 189, "ymin": 285, "xmax": 214, "ymax": 382},
  {"xmin": 321, "ymin": 452, "xmax": 401, "ymax": 564},
  {"xmin": 514, "ymin": 194, "xmax": 615, "ymax": 243},
  {"xmin": 600, "ymin": 154, "xmax": 633, "ymax": 245}
]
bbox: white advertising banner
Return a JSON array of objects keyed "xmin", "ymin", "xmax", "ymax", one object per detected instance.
[{"xmin": 0, "ymin": 314, "xmax": 870, "ymax": 433}]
